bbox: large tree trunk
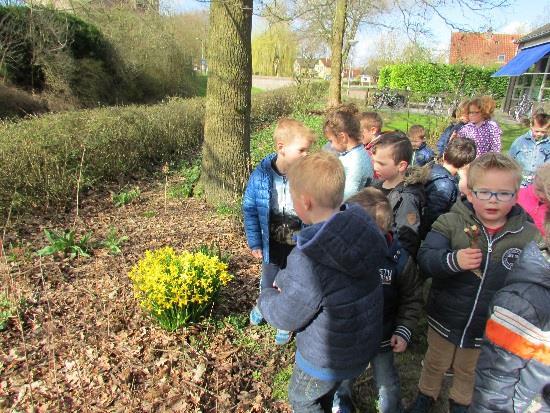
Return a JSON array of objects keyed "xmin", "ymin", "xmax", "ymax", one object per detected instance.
[
  {"xmin": 327, "ymin": 0, "xmax": 347, "ymax": 107},
  {"xmin": 199, "ymin": 0, "xmax": 253, "ymax": 205}
]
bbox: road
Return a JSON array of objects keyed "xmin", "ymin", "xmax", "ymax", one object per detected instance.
[{"xmin": 252, "ymin": 76, "xmax": 295, "ymax": 90}]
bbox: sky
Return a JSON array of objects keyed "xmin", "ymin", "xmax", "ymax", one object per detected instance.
[{"xmin": 162, "ymin": 0, "xmax": 549, "ymax": 65}]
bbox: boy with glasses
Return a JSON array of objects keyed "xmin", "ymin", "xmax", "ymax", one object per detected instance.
[{"xmin": 407, "ymin": 153, "xmax": 540, "ymax": 413}]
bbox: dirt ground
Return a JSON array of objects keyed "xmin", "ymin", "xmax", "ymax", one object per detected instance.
[{"xmin": 0, "ymin": 179, "xmax": 452, "ymax": 412}]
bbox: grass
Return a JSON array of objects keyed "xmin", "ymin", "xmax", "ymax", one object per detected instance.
[{"xmin": 272, "ymin": 364, "xmax": 293, "ymax": 401}]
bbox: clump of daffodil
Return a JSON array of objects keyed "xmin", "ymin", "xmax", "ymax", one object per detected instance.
[{"xmin": 129, "ymin": 246, "xmax": 232, "ymax": 331}]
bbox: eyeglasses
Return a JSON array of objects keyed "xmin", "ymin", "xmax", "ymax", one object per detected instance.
[{"xmin": 471, "ymin": 190, "xmax": 516, "ymax": 202}]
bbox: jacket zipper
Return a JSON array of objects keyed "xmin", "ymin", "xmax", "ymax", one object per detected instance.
[{"xmin": 459, "ymin": 221, "xmax": 524, "ymax": 347}]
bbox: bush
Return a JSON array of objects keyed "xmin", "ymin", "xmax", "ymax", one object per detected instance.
[
  {"xmin": 378, "ymin": 63, "xmax": 509, "ymax": 100},
  {"xmin": 128, "ymin": 247, "xmax": 232, "ymax": 331}
]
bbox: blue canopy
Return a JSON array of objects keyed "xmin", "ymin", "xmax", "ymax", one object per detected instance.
[{"xmin": 492, "ymin": 42, "xmax": 550, "ymax": 77}]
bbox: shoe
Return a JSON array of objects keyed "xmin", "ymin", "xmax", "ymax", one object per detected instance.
[
  {"xmin": 449, "ymin": 399, "xmax": 468, "ymax": 413},
  {"xmin": 332, "ymin": 394, "xmax": 353, "ymax": 413},
  {"xmin": 405, "ymin": 392, "xmax": 434, "ymax": 413},
  {"xmin": 275, "ymin": 329, "xmax": 291, "ymax": 345},
  {"xmin": 249, "ymin": 306, "xmax": 264, "ymax": 326}
]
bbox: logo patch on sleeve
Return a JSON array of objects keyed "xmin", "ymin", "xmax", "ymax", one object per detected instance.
[{"xmin": 502, "ymin": 248, "xmax": 522, "ymax": 270}]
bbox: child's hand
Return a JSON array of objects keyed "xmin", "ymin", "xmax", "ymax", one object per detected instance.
[
  {"xmin": 457, "ymin": 248, "xmax": 482, "ymax": 270},
  {"xmin": 391, "ymin": 335, "xmax": 407, "ymax": 353},
  {"xmin": 250, "ymin": 249, "xmax": 263, "ymax": 259}
]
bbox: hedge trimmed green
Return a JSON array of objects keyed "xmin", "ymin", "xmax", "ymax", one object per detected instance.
[
  {"xmin": 0, "ymin": 82, "xmax": 327, "ymax": 217},
  {"xmin": 378, "ymin": 63, "xmax": 508, "ymax": 99}
]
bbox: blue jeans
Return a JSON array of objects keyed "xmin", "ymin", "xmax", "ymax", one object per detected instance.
[
  {"xmin": 288, "ymin": 364, "xmax": 341, "ymax": 413},
  {"xmin": 372, "ymin": 351, "xmax": 402, "ymax": 413}
]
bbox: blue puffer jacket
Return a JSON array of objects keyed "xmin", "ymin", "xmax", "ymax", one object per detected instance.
[
  {"xmin": 420, "ymin": 164, "xmax": 458, "ymax": 239},
  {"xmin": 242, "ymin": 153, "xmax": 276, "ymax": 263},
  {"xmin": 471, "ymin": 242, "xmax": 550, "ymax": 412},
  {"xmin": 436, "ymin": 121, "xmax": 466, "ymax": 155},
  {"xmin": 508, "ymin": 131, "xmax": 550, "ymax": 187},
  {"xmin": 411, "ymin": 143, "xmax": 435, "ymax": 167},
  {"xmin": 258, "ymin": 204, "xmax": 385, "ymax": 381}
]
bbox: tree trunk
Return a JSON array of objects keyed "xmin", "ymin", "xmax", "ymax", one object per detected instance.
[
  {"xmin": 199, "ymin": 0, "xmax": 253, "ymax": 205},
  {"xmin": 327, "ymin": 0, "xmax": 347, "ymax": 107}
]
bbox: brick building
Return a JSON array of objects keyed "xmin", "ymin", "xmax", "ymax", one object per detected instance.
[{"xmin": 449, "ymin": 32, "xmax": 521, "ymax": 67}]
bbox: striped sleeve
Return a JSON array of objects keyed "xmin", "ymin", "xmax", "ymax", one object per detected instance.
[{"xmin": 485, "ymin": 306, "xmax": 549, "ymax": 365}]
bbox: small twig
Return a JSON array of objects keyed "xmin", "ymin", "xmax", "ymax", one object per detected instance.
[{"xmin": 73, "ymin": 146, "xmax": 86, "ymax": 229}]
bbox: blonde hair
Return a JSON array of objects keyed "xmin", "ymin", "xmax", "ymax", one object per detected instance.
[
  {"xmin": 288, "ymin": 152, "xmax": 345, "ymax": 209},
  {"xmin": 455, "ymin": 100, "xmax": 470, "ymax": 119},
  {"xmin": 347, "ymin": 188, "xmax": 392, "ymax": 232},
  {"xmin": 408, "ymin": 124, "xmax": 425, "ymax": 140},
  {"xmin": 324, "ymin": 103, "xmax": 361, "ymax": 141},
  {"xmin": 468, "ymin": 96, "xmax": 496, "ymax": 120},
  {"xmin": 467, "ymin": 153, "xmax": 522, "ymax": 191},
  {"xmin": 358, "ymin": 111, "xmax": 383, "ymax": 133},
  {"xmin": 273, "ymin": 118, "xmax": 316, "ymax": 145}
]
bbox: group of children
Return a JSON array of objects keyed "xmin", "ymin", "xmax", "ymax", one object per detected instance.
[{"xmin": 242, "ymin": 102, "xmax": 550, "ymax": 413}]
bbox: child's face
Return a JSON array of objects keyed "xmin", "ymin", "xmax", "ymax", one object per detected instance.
[
  {"xmin": 372, "ymin": 146, "xmax": 405, "ymax": 181},
  {"xmin": 458, "ymin": 166, "xmax": 469, "ymax": 194},
  {"xmin": 361, "ymin": 124, "xmax": 377, "ymax": 145},
  {"xmin": 531, "ymin": 122, "xmax": 549, "ymax": 141},
  {"xmin": 468, "ymin": 104, "xmax": 484, "ymax": 124},
  {"xmin": 278, "ymin": 137, "xmax": 311, "ymax": 165},
  {"xmin": 325, "ymin": 130, "xmax": 346, "ymax": 153},
  {"xmin": 290, "ymin": 187, "xmax": 311, "ymax": 224},
  {"xmin": 466, "ymin": 169, "xmax": 518, "ymax": 228},
  {"xmin": 409, "ymin": 134, "xmax": 425, "ymax": 150}
]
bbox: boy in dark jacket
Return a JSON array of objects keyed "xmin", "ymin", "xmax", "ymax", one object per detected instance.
[
  {"xmin": 341, "ymin": 188, "xmax": 423, "ymax": 413},
  {"xmin": 420, "ymin": 137, "xmax": 477, "ymax": 239},
  {"xmin": 408, "ymin": 153, "xmax": 541, "ymax": 413},
  {"xmin": 242, "ymin": 118, "xmax": 316, "ymax": 344},
  {"xmin": 258, "ymin": 152, "xmax": 386, "ymax": 412},
  {"xmin": 372, "ymin": 132, "xmax": 426, "ymax": 257},
  {"xmin": 470, "ymin": 240, "xmax": 550, "ymax": 413},
  {"xmin": 408, "ymin": 125, "xmax": 435, "ymax": 167}
]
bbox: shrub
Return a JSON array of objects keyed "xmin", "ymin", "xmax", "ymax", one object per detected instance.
[
  {"xmin": 36, "ymin": 229, "xmax": 93, "ymax": 259},
  {"xmin": 128, "ymin": 247, "xmax": 232, "ymax": 331}
]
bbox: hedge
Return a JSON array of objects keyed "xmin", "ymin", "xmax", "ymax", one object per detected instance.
[
  {"xmin": 0, "ymin": 82, "xmax": 327, "ymax": 217},
  {"xmin": 378, "ymin": 63, "xmax": 508, "ymax": 100}
]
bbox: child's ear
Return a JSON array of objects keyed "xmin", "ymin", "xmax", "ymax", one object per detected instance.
[
  {"xmin": 276, "ymin": 141, "xmax": 284, "ymax": 151},
  {"xmin": 302, "ymin": 195, "xmax": 313, "ymax": 211},
  {"xmin": 398, "ymin": 160, "xmax": 408, "ymax": 173}
]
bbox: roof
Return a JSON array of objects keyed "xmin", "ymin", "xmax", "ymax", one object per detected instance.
[
  {"xmin": 318, "ymin": 58, "xmax": 331, "ymax": 67},
  {"xmin": 517, "ymin": 23, "xmax": 550, "ymax": 44},
  {"xmin": 449, "ymin": 32, "xmax": 521, "ymax": 66}
]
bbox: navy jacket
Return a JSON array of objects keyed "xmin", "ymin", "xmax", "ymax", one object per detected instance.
[
  {"xmin": 411, "ymin": 143, "xmax": 435, "ymax": 167},
  {"xmin": 420, "ymin": 164, "xmax": 458, "ymax": 239},
  {"xmin": 436, "ymin": 121, "xmax": 465, "ymax": 155},
  {"xmin": 471, "ymin": 242, "xmax": 550, "ymax": 412},
  {"xmin": 258, "ymin": 205, "xmax": 385, "ymax": 381}
]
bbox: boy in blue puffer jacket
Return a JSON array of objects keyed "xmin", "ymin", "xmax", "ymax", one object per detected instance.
[
  {"xmin": 408, "ymin": 125, "xmax": 435, "ymax": 167},
  {"xmin": 258, "ymin": 152, "xmax": 386, "ymax": 412},
  {"xmin": 243, "ymin": 118, "xmax": 316, "ymax": 345}
]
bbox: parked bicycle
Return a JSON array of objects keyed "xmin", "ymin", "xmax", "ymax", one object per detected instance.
[
  {"xmin": 425, "ymin": 95, "xmax": 445, "ymax": 114},
  {"xmin": 509, "ymin": 93, "xmax": 533, "ymax": 122},
  {"xmin": 371, "ymin": 88, "xmax": 407, "ymax": 110}
]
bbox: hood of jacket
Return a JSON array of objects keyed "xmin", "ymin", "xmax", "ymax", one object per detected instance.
[
  {"xmin": 296, "ymin": 204, "xmax": 387, "ymax": 278},
  {"xmin": 505, "ymin": 241, "xmax": 550, "ymax": 289}
]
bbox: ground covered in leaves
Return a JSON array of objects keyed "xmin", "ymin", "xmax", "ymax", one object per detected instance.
[{"xmin": 1, "ymin": 179, "xmax": 452, "ymax": 412}]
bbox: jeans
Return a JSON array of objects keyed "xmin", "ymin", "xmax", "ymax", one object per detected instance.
[
  {"xmin": 372, "ymin": 351, "xmax": 403, "ymax": 413},
  {"xmin": 288, "ymin": 364, "xmax": 341, "ymax": 413},
  {"xmin": 260, "ymin": 241, "xmax": 294, "ymax": 290}
]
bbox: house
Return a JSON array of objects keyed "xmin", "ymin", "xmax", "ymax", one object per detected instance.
[
  {"xmin": 449, "ymin": 32, "xmax": 521, "ymax": 66},
  {"xmin": 493, "ymin": 23, "xmax": 550, "ymax": 113},
  {"xmin": 293, "ymin": 58, "xmax": 316, "ymax": 78},
  {"xmin": 314, "ymin": 58, "xmax": 332, "ymax": 80},
  {"xmin": 341, "ymin": 67, "xmax": 362, "ymax": 79}
]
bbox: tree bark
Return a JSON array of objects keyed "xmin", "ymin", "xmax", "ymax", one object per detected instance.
[
  {"xmin": 327, "ymin": 0, "xmax": 347, "ymax": 107},
  {"xmin": 199, "ymin": 0, "xmax": 253, "ymax": 205}
]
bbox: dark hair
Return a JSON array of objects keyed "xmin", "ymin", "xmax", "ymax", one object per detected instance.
[
  {"xmin": 324, "ymin": 103, "xmax": 361, "ymax": 141},
  {"xmin": 372, "ymin": 131, "xmax": 412, "ymax": 165},
  {"xmin": 443, "ymin": 137, "xmax": 477, "ymax": 168},
  {"xmin": 358, "ymin": 111, "xmax": 383, "ymax": 133},
  {"xmin": 532, "ymin": 112, "xmax": 549, "ymax": 127},
  {"xmin": 347, "ymin": 188, "xmax": 392, "ymax": 232}
]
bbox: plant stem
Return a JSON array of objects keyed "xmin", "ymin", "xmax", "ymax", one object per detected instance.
[{"xmin": 74, "ymin": 146, "xmax": 86, "ymax": 229}]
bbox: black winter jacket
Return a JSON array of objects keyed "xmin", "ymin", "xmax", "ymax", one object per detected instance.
[
  {"xmin": 418, "ymin": 198, "xmax": 539, "ymax": 348},
  {"xmin": 471, "ymin": 242, "xmax": 550, "ymax": 413}
]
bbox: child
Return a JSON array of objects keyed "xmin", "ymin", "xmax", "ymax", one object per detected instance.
[
  {"xmin": 508, "ymin": 112, "xmax": 549, "ymax": 187},
  {"xmin": 470, "ymin": 235, "xmax": 550, "ymax": 411},
  {"xmin": 243, "ymin": 118, "xmax": 315, "ymax": 345},
  {"xmin": 518, "ymin": 163, "xmax": 550, "ymax": 236},
  {"xmin": 409, "ymin": 125, "xmax": 435, "ymax": 167},
  {"xmin": 324, "ymin": 104, "xmax": 374, "ymax": 199},
  {"xmin": 358, "ymin": 111, "xmax": 383, "ymax": 154},
  {"xmin": 408, "ymin": 153, "xmax": 540, "ymax": 413},
  {"xmin": 342, "ymin": 188, "xmax": 423, "ymax": 413},
  {"xmin": 257, "ymin": 152, "xmax": 386, "ymax": 412},
  {"xmin": 372, "ymin": 131, "xmax": 426, "ymax": 257},
  {"xmin": 458, "ymin": 96, "xmax": 502, "ymax": 157},
  {"xmin": 420, "ymin": 137, "xmax": 477, "ymax": 239},
  {"xmin": 436, "ymin": 100, "xmax": 469, "ymax": 155}
]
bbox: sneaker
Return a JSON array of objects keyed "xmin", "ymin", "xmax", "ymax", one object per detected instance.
[
  {"xmin": 405, "ymin": 392, "xmax": 434, "ymax": 413},
  {"xmin": 275, "ymin": 329, "xmax": 291, "ymax": 345},
  {"xmin": 249, "ymin": 306, "xmax": 264, "ymax": 326},
  {"xmin": 449, "ymin": 399, "xmax": 468, "ymax": 413}
]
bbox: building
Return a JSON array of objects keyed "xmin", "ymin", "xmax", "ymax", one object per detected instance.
[
  {"xmin": 493, "ymin": 24, "xmax": 550, "ymax": 113},
  {"xmin": 449, "ymin": 32, "xmax": 521, "ymax": 66},
  {"xmin": 293, "ymin": 58, "xmax": 316, "ymax": 78},
  {"xmin": 314, "ymin": 58, "xmax": 332, "ymax": 80}
]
